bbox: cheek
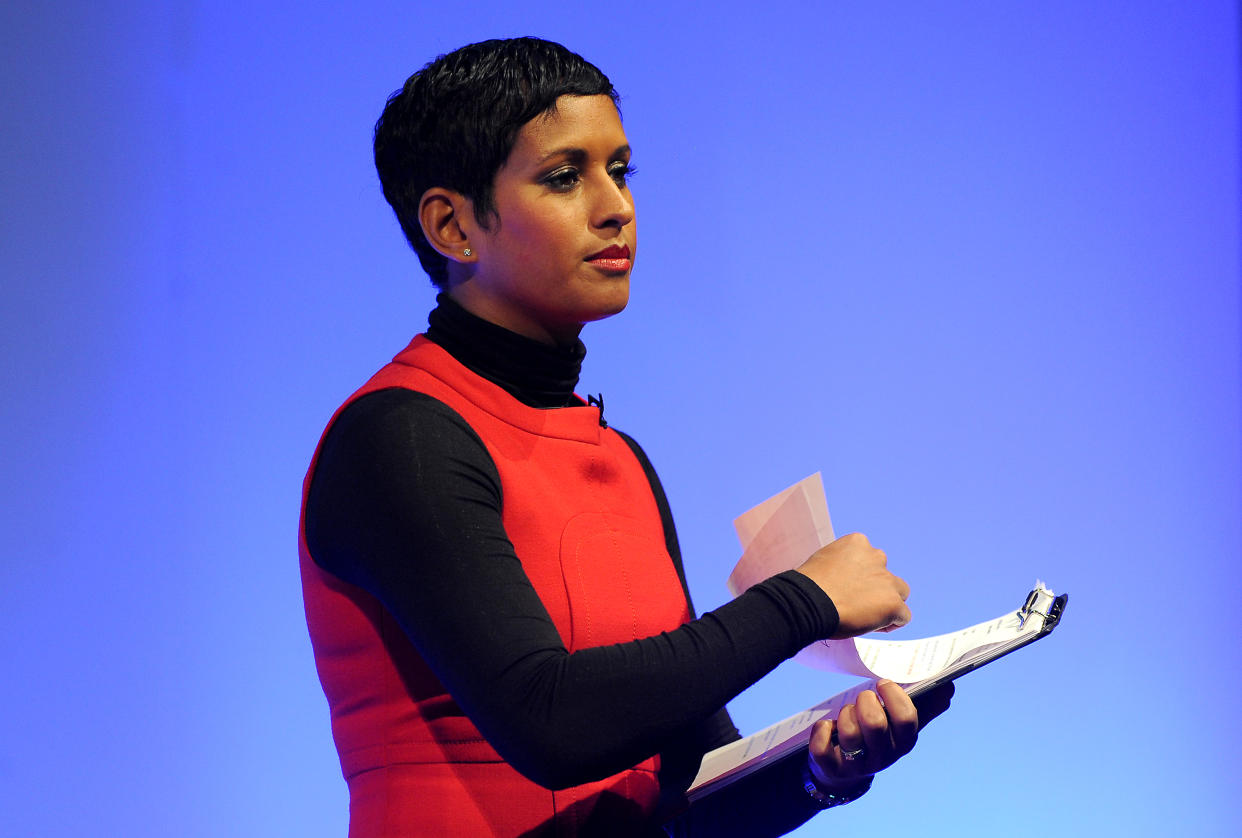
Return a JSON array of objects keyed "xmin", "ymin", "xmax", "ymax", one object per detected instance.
[
  {"xmin": 527, "ymin": 205, "xmax": 580, "ymax": 250},
  {"xmin": 489, "ymin": 195, "xmax": 583, "ymax": 271},
  {"xmin": 505, "ymin": 217, "xmax": 570, "ymax": 261}
]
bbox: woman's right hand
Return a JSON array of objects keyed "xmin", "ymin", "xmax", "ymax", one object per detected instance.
[{"xmin": 794, "ymin": 533, "xmax": 911, "ymax": 638}]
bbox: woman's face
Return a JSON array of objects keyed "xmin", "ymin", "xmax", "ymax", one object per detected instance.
[{"xmin": 451, "ymin": 94, "xmax": 636, "ymax": 345}]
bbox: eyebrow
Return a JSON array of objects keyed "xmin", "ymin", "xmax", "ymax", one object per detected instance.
[{"xmin": 535, "ymin": 144, "xmax": 631, "ymax": 166}]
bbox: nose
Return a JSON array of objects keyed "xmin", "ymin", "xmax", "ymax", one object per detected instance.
[{"xmin": 590, "ymin": 173, "xmax": 634, "ymax": 230}]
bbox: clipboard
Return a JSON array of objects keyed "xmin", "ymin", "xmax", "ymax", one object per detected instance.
[
  {"xmin": 683, "ymin": 584, "xmax": 1069, "ymax": 803},
  {"xmin": 902, "ymin": 585, "xmax": 1067, "ymax": 700}
]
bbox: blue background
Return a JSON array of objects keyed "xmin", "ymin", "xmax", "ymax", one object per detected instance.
[{"xmin": 3, "ymin": 2, "xmax": 1238, "ymax": 835}]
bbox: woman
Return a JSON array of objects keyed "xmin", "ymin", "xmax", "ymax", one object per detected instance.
[{"xmin": 300, "ymin": 37, "xmax": 951, "ymax": 836}]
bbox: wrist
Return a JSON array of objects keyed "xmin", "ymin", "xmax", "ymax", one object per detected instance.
[{"xmin": 802, "ymin": 758, "xmax": 873, "ymax": 808}]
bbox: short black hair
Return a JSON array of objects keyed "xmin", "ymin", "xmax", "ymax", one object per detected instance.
[{"xmin": 374, "ymin": 38, "xmax": 618, "ymax": 288}]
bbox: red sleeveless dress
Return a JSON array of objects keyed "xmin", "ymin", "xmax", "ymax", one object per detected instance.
[{"xmin": 299, "ymin": 336, "xmax": 691, "ymax": 836}]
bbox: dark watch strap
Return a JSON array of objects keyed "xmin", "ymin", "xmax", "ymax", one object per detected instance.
[{"xmin": 801, "ymin": 767, "xmax": 873, "ymax": 808}]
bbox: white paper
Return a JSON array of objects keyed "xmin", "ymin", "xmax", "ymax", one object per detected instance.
[
  {"xmin": 727, "ymin": 474, "xmax": 1042, "ymax": 681},
  {"xmin": 727, "ymin": 473, "xmax": 834, "ymax": 597},
  {"xmin": 688, "ymin": 585, "xmax": 1058, "ymax": 798},
  {"xmin": 797, "ymin": 607, "xmax": 1041, "ymax": 681},
  {"xmin": 690, "ymin": 679, "xmax": 875, "ymax": 795}
]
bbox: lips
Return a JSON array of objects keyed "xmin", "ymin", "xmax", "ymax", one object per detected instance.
[
  {"xmin": 586, "ymin": 244, "xmax": 631, "ymax": 261},
  {"xmin": 585, "ymin": 243, "xmax": 632, "ymax": 273}
]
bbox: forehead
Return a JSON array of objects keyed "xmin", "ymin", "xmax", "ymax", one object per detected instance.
[{"xmin": 508, "ymin": 95, "xmax": 627, "ymax": 163}]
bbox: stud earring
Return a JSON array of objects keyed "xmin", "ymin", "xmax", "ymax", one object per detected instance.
[{"xmin": 462, "ymin": 248, "xmax": 472, "ymax": 257}]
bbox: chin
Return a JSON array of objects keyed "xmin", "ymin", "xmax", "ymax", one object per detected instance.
[{"xmin": 586, "ymin": 292, "xmax": 630, "ymax": 324}]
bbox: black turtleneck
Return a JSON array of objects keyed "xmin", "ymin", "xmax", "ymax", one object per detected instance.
[
  {"xmin": 427, "ymin": 294, "xmax": 587, "ymax": 407},
  {"xmin": 304, "ymin": 297, "xmax": 842, "ymax": 834}
]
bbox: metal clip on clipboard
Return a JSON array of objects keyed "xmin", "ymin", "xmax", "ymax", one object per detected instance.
[
  {"xmin": 903, "ymin": 582, "xmax": 1069, "ymax": 699},
  {"xmin": 1017, "ymin": 582, "xmax": 1069, "ymax": 634}
]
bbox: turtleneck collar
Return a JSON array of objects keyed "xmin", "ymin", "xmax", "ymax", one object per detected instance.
[{"xmin": 425, "ymin": 293, "xmax": 587, "ymax": 409}]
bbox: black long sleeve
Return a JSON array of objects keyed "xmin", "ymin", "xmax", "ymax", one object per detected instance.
[
  {"xmin": 304, "ymin": 296, "xmax": 841, "ymax": 833},
  {"xmin": 305, "ymin": 388, "xmax": 837, "ymax": 790}
]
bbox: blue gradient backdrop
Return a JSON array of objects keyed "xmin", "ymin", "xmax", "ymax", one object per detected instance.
[{"xmin": 3, "ymin": 2, "xmax": 1238, "ymax": 835}]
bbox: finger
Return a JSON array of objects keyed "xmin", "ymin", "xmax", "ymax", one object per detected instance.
[
  {"xmin": 835, "ymin": 703, "xmax": 866, "ymax": 765},
  {"xmin": 876, "ymin": 680, "xmax": 919, "ymax": 753},
  {"xmin": 807, "ymin": 718, "xmax": 848, "ymax": 784},
  {"xmin": 889, "ymin": 601, "xmax": 912, "ymax": 629},
  {"xmin": 808, "ymin": 718, "xmax": 835, "ymax": 761},
  {"xmin": 912, "ymin": 682, "xmax": 955, "ymax": 730},
  {"xmin": 855, "ymin": 689, "xmax": 892, "ymax": 759},
  {"xmin": 893, "ymin": 574, "xmax": 910, "ymax": 601}
]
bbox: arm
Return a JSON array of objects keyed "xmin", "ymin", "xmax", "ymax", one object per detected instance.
[
  {"xmin": 613, "ymin": 431, "xmax": 950, "ymax": 834},
  {"xmin": 305, "ymin": 388, "xmax": 839, "ymax": 790},
  {"xmin": 611, "ymin": 432, "xmax": 860, "ymax": 833}
]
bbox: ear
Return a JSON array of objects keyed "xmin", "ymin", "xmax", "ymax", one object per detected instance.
[{"xmin": 418, "ymin": 187, "xmax": 477, "ymax": 264}]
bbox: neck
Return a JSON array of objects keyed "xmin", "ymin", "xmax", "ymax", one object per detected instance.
[
  {"xmin": 425, "ymin": 294, "xmax": 586, "ymax": 408},
  {"xmin": 446, "ymin": 287, "xmax": 584, "ymax": 348}
]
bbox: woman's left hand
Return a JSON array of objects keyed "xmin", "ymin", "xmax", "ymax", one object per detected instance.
[{"xmin": 807, "ymin": 680, "xmax": 955, "ymax": 789}]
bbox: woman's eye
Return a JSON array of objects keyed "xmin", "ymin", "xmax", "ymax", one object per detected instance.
[
  {"xmin": 609, "ymin": 163, "xmax": 636, "ymax": 187},
  {"xmin": 545, "ymin": 169, "xmax": 581, "ymax": 191}
]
